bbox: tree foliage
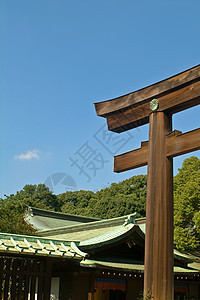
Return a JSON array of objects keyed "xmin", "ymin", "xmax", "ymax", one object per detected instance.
[
  {"xmin": 0, "ymin": 156, "xmax": 199, "ymax": 252},
  {"xmin": 0, "ymin": 184, "xmax": 59, "ymax": 235},
  {"xmin": 174, "ymin": 156, "xmax": 200, "ymax": 251},
  {"xmin": 59, "ymin": 175, "xmax": 147, "ymax": 219}
]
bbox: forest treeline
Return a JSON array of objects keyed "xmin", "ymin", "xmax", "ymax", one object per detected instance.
[{"xmin": 0, "ymin": 156, "xmax": 199, "ymax": 251}]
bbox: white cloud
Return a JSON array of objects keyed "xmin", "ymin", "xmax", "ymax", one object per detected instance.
[{"xmin": 15, "ymin": 150, "xmax": 39, "ymax": 161}]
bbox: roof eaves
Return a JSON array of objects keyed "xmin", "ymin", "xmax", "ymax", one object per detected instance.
[
  {"xmin": 0, "ymin": 232, "xmax": 87, "ymax": 259},
  {"xmin": 79, "ymin": 224, "xmax": 145, "ymax": 250},
  {"xmin": 80, "ymin": 259, "xmax": 200, "ymax": 275}
]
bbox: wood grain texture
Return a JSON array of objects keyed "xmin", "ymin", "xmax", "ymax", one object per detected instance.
[
  {"xmin": 30, "ymin": 260, "xmax": 37, "ymax": 300},
  {"xmin": 107, "ymin": 80, "xmax": 200, "ymax": 132},
  {"xmin": 166, "ymin": 128, "xmax": 200, "ymax": 157},
  {"xmin": 114, "ymin": 128, "xmax": 200, "ymax": 172},
  {"xmin": 23, "ymin": 260, "xmax": 31, "ymax": 300},
  {"xmin": 37, "ymin": 261, "xmax": 44, "ymax": 300},
  {"xmin": 10, "ymin": 260, "xmax": 18, "ymax": 300},
  {"xmin": 43, "ymin": 260, "xmax": 52, "ymax": 300},
  {"xmin": 114, "ymin": 141, "xmax": 148, "ymax": 172},
  {"xmin": 144, "ymin": 112, "xmax": 174, "ymax": 300},
  {"xmin": 0, "ymin": 259, "xmax": 4, "ymax": 298},
  {"xmin": 4, "ymin": 259, "xmax": 11, "ymax": 300},
  {"xmin": 17, "ymin": 260, "xmax": 25, "ymax": 300},
  {"xmin": 94, "ymin": 64, "xmax": 200, "ymax": 117}
]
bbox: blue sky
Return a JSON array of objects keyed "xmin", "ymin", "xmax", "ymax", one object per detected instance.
[{"xmin": 1, "ymin": 0, "xmax": 199, "ymax": 197}]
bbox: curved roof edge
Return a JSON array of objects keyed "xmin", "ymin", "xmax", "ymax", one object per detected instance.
[
  {"xmin": 26, "ymin": 206, "xmax": 101, "ymax": 222},
  {"xmin": 79, "ymin": 224, "xmax": 145, "ymax": 250},
  {"xmin": 80, "ymin": 259, "xmax": 200, "ymax": 274},
  {"xmin": 40, "ymin": 213, "xmax": 137, "ymax": 237}
]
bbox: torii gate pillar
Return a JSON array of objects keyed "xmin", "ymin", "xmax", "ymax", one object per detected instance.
[
  {"xmin": 145, "ymin": 111, "xmax": 173, "ymax": 299},
  {"xmin": 94, "ymin": 65, "xmax": 200, "ymax": 299}
]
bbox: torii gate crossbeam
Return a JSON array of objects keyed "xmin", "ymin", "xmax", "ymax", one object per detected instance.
[{"xmin": 94, "ymin": 65, "xmax": 200, "ymax": 300}]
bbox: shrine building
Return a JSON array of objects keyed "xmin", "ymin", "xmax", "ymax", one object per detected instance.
[{"xmin": 0, "ymin": 207, "xmax": 199, "ymax": 300}]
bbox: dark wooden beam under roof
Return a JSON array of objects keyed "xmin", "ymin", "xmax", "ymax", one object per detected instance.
[{"xmin": 94, "ymin": 64, "xmax": 200, "ymax": 132}]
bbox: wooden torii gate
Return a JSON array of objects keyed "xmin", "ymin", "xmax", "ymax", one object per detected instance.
[{"xmin": 94, "ymin": 65, "xmax": 200, "ymax": 300}]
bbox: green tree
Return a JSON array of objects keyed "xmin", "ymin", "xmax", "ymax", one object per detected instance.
[
  {"xmin": 174, "ymin": 156, "xmax": 200, "ymax": 250},
  {"xmin": 1, "ymin": 156, "xmax": 199, "ymax": 252},
  {"xmin": 59, "ymin": 190, "xmax": 95, "ymax": 216},
  {"xmin": 0, "ymin": 184, "xmax": 59, "ymax": 235},
  {"xmin": 59, "ymin": 175, "xmax": 147, "ymax": 219}
]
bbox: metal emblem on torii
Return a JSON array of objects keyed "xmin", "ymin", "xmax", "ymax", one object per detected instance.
[{"xmin": 94, "ymin": 65, "xmax": 200, "ymax": 300}]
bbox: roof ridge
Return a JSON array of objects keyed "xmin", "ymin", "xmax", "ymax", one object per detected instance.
[
  {"xmin": 40, "ymin": 213, "xmax": 137, "ymax": 236},
  {"xmin": 26, "ymin": 206, "xmax": 101, "ymax": 222}
]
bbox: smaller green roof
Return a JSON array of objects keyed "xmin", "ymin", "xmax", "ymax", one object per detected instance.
[{"xmin": 80, "ymin": 259, "xmax": 200, "ymax": 274}]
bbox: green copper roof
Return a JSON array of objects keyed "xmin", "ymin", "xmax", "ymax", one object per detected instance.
[
  {"xmin": 80, "ymin": 223, "xmax": 134, "ymax": 247},
  {"xmin": 79, "ymin": 224, "xmax": 144, "ymax": 249},
  {"xmin": 25, "ymin": 206, "xmax": 101, "ymax": 231},
  {"xmin": 40, "ymin": 213, "xmax": 137, "ymax": 240},
  {"xmin": 188, "ymin": 262, "xmax": 200, "ymax": 271},
  {"xmin": 0, "ymin": 232, "xmax": 87, "ymax": 259},
  {"xmin": 80, "ymin": 259, "xmax": 200, "ymax": 274}
]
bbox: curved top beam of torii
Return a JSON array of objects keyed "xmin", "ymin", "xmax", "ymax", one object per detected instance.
[
  {"xmin": 94, "ymin": 64, "xmax": 200, "ymax": 133},
  {"xmin": 95, "ymin": 65, "xmax": 200, "ymax": 173}
]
